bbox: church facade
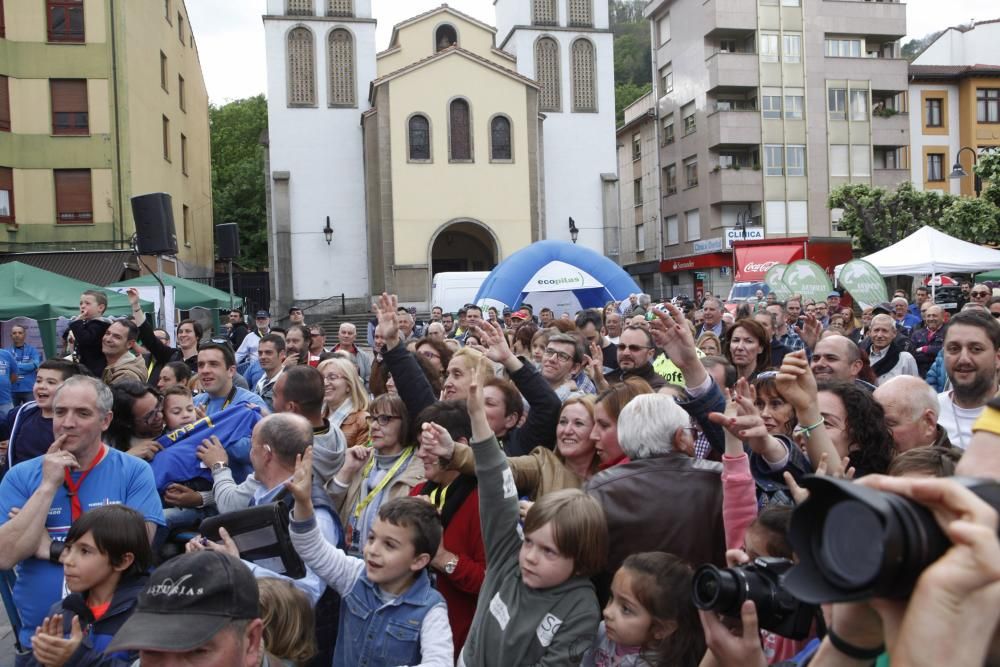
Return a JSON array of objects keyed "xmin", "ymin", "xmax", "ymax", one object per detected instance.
[{"xmin": 263, "ymin": 0, "xmax": 617, "ymax": 312}]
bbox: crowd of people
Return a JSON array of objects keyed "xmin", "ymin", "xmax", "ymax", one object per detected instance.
[{"xmin": 1, "ymin": 279, "xmax": 1000, "ymax": 667}]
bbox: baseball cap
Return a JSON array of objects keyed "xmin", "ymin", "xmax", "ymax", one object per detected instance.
[
  {"xmin": 502, "ymin": 307, "xmax": 512, "ymax": 315},
  {"xmin": 255, "ymin": 310, "xmax": 270, "ymax": 319},
  {"xmin": 107, "ymin": 551, "xmax": 260, "ymax": 653},
  {"xmin": 827, "ymin": 290, "xmax": 841, "ymax": 299},
  {"xmin": 510, "ymin": 311, "xmax": 529, "ymax": 321}
]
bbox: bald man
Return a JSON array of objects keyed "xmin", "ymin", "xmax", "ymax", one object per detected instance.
[
  {"xmin": 866, "ymin": 314, "xmax": 919, "ymax": 386},
  {"xmin": 874, "ymin": 375, "xmax": 951, "ymax": 452},
  {"xmin": 811, "ymin": 335, "xmax": 865, "ymax": 385},
  {"xmin": 970, "ymin": 283, "xmax": 993, "ymax": 307}
]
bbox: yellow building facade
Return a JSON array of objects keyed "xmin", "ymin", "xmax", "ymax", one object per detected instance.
[
  {"xmin": 363, "ymin": 6, "xmax": 542, "ymax": 301},
  {"xmin": 0, "ymin": 0, "xmax": 214, "ymax": 277}
]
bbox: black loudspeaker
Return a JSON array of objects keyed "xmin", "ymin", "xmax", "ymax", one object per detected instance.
[
  {"xmin": 216, "ymin": 223, "xmax": 240, "ymax": 260},
  {"xmin": 131, "ymin": 193, "xmax": 178, "ymax": 255}
]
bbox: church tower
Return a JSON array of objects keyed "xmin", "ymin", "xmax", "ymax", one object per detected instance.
[
  {"xmin": 493, "ymin": 0, "xmax": 618, "ymax": 255},
  {"xmin": 262, "ymin": 0, "xmax": 376, "ymax": 312}
]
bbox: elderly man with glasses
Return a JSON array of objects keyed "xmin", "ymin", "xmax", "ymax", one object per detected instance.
[{"xmin": 970, "ymin": 283, "xmax": 993, "ymax": 307}]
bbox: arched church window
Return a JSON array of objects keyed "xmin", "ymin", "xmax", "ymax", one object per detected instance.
[
  {"xmin": 435, "ymin": 24, "xmax": 458, "ymax": 52},
  {"xmin": 327, "ymin": 28, "xmax": 355, "ymax": 107},
  {"xmin": 532, "ymin": 0, "xmax": 557, "ymax": 26},
  {"xmin": 449, "ymin": 99, "xmax": 472, "ymax": 162},
  {"xmin": 568, "ymin": 0, "xmax": 593, "ymax": 27},
  {"xmin": 490, "ymin": 116, "xmax": 512, "ymax": 161},
  {"xmin": 571, "ymin": 38, "xmax": 596, "ymax": 112},
  {"xmin": 287, "ymin": 27, "xmax": 316, "ymax": 107},
  {"xmin": 535, "ymin": 37, "xmax": 561, "ymax": 112},
  {"xmin": 326, "ymin": 0, "xmax": 352, "ymax": 17},
  {"xmin": 408, "ymin": 115, "xmax": 431, "ymax": 161},
  {"xmin": 286, "ymin": 0, "xmax": 313, "ymax": 17}
]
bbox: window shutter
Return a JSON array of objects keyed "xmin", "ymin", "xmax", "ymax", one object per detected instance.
[
  {"xmin": 571, "ymin": 39, "xmax": 596, "ymax": 112},
  {"xmin": 0, "ymin": 75, "xmax": 10, "ymax": 131},
  {"xmin": 450, "ymin": 99, "xmax": 471, "ymax": 161},
  {"xmin": 50, "ymin": 79, "xmax": 89, "ymax": 134},
  {"xmin": 533, "ymin": 0, "xmax": 556, "ymax": 25},
  {"xmin": 328, "ymin": 29, "xmax": 355, "ymax": 107},
  {"xmin": 287, "ymin": 27, "xmax": 316, "ymax": 106},
  {"xmin": 535, "ymin": 38, "xmax": 561, "ymax": 112},
  {"xmin": 287, "ymin": 0, "xmax": 313, "ymax": 16},
  {"xmin": 54, "ymin": 169, "xmax": 92, "ymax": 222},
  {"xmin": 326, "ymin": 0, "xmax": 352, "ymax": 17},
  {"xmin": 568, "ymin": 0, "xmax": 592, "ymax": 27}
]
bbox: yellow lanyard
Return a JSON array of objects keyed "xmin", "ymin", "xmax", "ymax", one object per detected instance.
[
  {"xmin": 146, "ymin": 358, "xmax": 155, "ymax": 379},
  {"xmin": 353, "ymin": 446, "xmax": 415, "ymax": 519},
  {"xmin": 429, "ymin": 482, "xmax": 451, "ymax": 512}
]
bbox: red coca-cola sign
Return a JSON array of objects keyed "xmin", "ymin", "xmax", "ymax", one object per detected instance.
[{"xmin": 735, "ymin": 245, "xmax": 805, "ymax": 281}]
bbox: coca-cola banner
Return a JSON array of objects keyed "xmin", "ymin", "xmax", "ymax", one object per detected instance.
[
  {"xmin": 781, "ymin": 260, "xmax": 833, "ymax": 304},
  {"xmin": 734, "ymin": 244, "xmax": 805, "ymax": 281}
]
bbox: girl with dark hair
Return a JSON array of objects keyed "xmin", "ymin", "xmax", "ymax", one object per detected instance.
[
  {"xmin": 155, "ymin": 360, "xmax": 192, "ymax": 392},
  {"xmin": 723, "ymin": 319, "xmax": 771, "ymax": 381},
  {"xmin": 817, "ymin": 380, "xmax": 895, "ymax": 476},
  {"xmin": 582, "ymin": 552, "xmax": 705, "ymax": 667},
  {"xmin": 28, "ymin": 505, "xmax": 153, "ymax": 667}
]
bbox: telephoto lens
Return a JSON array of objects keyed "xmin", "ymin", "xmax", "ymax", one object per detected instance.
[
  {"xmin": 785, "ymin": 476, "xmax": 1000, "ymax": 604},
  {"xmin": 692, "ymin": 558, "xmax": 818, "ymax": 640}
]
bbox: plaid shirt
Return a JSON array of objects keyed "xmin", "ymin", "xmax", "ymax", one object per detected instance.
[{"xmin": 778, "ymin": 329, "xmax": 806, "ymax": 352}]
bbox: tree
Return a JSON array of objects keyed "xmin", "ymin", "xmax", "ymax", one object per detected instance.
[
  {"xmin": 901, "ymin": 30, "xmax": 942, "ymax": 62},
  {"xmin": 615, "ymin": 82, "xmax": 652, "ymax": 125},
  {"xmin": 975, "ymin": 149, "xmax": 1000, "ymax": 210},
  {"xmin": 210, "ymin": 95, "xmax": 269, "ymax": 270},
  {"xmin": 829, "ymin": 181, "xmax": 1000, "ymax": 255},
  {"xmin": 610, "ymin": 0, "xmax": 652, "ymax": 124}
]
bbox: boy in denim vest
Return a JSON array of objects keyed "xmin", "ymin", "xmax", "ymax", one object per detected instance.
[{"xmin": 287, "ymin": 447, "xmax": 453, "ymax": 666}]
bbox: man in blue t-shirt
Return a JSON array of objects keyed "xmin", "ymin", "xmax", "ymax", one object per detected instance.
[
  {"xmin": 0, "ymin": 347, "xmax": 16, "ymax": 421},
  {"xmin": 193, "ymin": 343, "xmax": 269, "ymax": 483},
  {"xmin": 8, "ymin": 325, "xmax": 42, "ymax": 407},
  {"xmin": 0, "ymin": 376, "xmax": 164, "ymax": 655}
]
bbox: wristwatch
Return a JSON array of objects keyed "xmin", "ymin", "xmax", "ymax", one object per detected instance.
[
  {"xmin": 443, "ymin": 557, "xmax": 459, "ymax": 575},
  {"xmin": 211, "ymin": 461, "xmax": 229, "ymax": 474}
]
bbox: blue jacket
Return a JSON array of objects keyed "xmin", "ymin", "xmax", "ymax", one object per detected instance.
[
  {"xmin": 335, "ymin": 568, "xmax": 443, "ymax": 667},
  {"xmin": 22, "ymin": 574, "xmax": 146, "ymax": 667},
  {"xmin": 8, "ymin": 344, "xmax": 41, "ymax": 394},
  {"xmin": 925, "ymin": 348, "xmax": 947, "ymax": 393},
  {"xmin": 0, "ymin": 402, "xmax": 54, "ymax": 473}
]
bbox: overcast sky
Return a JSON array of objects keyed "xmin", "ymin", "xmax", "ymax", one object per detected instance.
[{"xmin": 186, "ymin": 0, "xmax": 995, "ymax": 105}]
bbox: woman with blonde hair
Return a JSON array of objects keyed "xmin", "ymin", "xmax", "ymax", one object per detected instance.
[
  {"xmin": 317, "ymin": 356, "xmax": 370, "ymax": 448},
  {"xmin": 257, "ymin": 578, "xmax": 318, "ymax": 666},
  {"xmin": 697, "ymin": 331, "xmax": 722, "ymax": 357}
]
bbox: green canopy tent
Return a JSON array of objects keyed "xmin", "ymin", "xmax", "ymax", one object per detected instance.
[
  {"xmin": 976, "ymin": 269, "xmax": 1000, "ymax": 281},
  {"xmin": 109, "ymin": 273, "xmax": 243, "ymax": 334},
  {"xmin": 0, "ymin": 261, "xmax": 151, "ymax": 357}
]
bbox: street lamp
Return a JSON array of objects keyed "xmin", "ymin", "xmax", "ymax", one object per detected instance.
[
  {"xmin": 568, "ymin": 217, "xmax": 579, "ymax": 244},
  {"xmin": 949, "ymin": 146, "xmax": 982, "ymax": 197},
  {"xmin": 322, "ymin": 216, "xmax": 334, "ymax": 245}
]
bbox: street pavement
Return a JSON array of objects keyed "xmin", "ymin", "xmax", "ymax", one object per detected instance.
[{"xmin": 1, "ymin": 613, "xmax": 15, "ymax": 666}]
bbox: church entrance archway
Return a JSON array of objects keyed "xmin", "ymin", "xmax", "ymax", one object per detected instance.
[{"xmin": 430, "ymin": 221, "xmax": 498, "ymax": 275}]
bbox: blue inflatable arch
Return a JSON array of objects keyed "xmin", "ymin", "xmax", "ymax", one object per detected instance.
[{"xmin": 474, "ymin": 240, "xmax": 641, "ymax": 314}]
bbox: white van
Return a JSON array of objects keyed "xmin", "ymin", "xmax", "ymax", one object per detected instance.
[{"xmin": 431, "ymin": 272, "xmax": 490, "ymax": 314}]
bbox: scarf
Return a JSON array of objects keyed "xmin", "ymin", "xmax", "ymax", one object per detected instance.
[
  {"xmin": 869, "ymin": 338, "xmax": 902, "ymax": 378},
  {"xmin": 328, "ymin": 398, "xmax": 354, "ymax": 429},
  {"xmin": 418, "ymin": 474, "xmax": 478, "ymax": 529}
]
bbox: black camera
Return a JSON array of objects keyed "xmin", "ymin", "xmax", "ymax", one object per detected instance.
[
  {"xmin": 784, "ymin": 476, "xmax": 1000, "ymax": 604},
  {"xmin": 692, "ymin": 557, "xmax": 817, "ymax": 640}
]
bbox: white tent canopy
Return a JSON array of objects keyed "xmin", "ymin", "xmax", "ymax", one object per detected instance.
[{"xmin": 837, "ymin": 226, "xmax": 1000, "ymax": 277}]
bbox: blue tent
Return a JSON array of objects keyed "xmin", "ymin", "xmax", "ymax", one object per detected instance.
[{"xmin": 474, "ymin": 240, "xmax": 641, "ymax": 316}]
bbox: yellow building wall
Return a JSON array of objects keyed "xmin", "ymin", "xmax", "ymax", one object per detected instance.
[
  {"xmin": 388, "ymin": 56, "xmax": 533, "ymax": 266},
  {"xmin": 12, "ymin": 170, "xmax": 56, "ymax": 224},
  {"xmin": 91, "ymin": 168, "xmax": 114, "ymax": 223},
  {"xmin": 6, "ymin": 2, "xmax": 47, "ymax": 42},
  {"xmin": 8, "ymin": 78, "xmax": 51, "ymax": 135},
  {"xmin": 119, "ymin": 0, "xmax": 214, "ymax": 274},
  {"xmin": 958, "ymin": 77, "xmax": 1000, "ymax": 196},
  {"xmin": 377, "ymin": 13, "xmax": 512, "ymax": 76},
  {"xmin": 84, "ymin": 0, "xmax": 107, "ymax": 44},
  {"xmin": 88, "ymin": 79, "xmax": 111, "ymax": 135}
]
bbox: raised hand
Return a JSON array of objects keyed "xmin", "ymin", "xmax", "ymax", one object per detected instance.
[
  {"xmin": 649, "ymin": 303, "xmax": 704, "ymax": 386},
  {"xmin": 470, "ymin": 320, "xmax": 513, "ymax": 363},
  {"xmin": 41, "ymin": 436, "xmax": 77, "ymax": 490},
  {"xmin": 419, "ymin": 422, "xmax": 456, "ymax": 460},
  {"xmin": 796, "ymin": 313, "xmax": 822, "ymax": 350},
  {"xmin": 31, "ymin": 613, "xmax": 83, "ymax": 667},
  {"xmin": 774, "ymin": 350, "xmax": 817, "ymax": 413},
  {"xmin": 338, "ymin": 445, "xmax": 372, "ymax": 480},
  {"xmin": 285, "ymin": 449, "xmax": 315, "ymax": 520},
  {"xmin": 374, "ymin": 292, "xmax": 401, "ymax": 350},
  {"xmin": 186, "ymin": 527, "xmax": 240, "ymax": 558},
  {"xmin": 467, "ymin": 362, "xmax": 491, "ymax": 442}
]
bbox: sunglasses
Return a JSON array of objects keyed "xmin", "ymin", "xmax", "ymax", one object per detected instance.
[
  {"xmin": 620, "ymin": 344, "xmax": 652, "ymax": 353},
  {"xmin": 972, "ymin": 291, "xmax": 990, "ymax": 297}
]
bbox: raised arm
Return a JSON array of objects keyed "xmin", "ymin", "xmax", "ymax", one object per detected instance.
[
  {"xmin": 377, "ymin": 293, "xmax": 437, "ymax": 417},
  {"xmin": 775, "ymin": 350, "xmax": 844, "ymax": 476},
  {"xmin": 128, "ymin": 288, "xmax": 179, "ymax": 366}
]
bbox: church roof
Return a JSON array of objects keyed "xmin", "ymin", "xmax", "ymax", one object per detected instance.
[
  {"xmin": 370, "ymin": 45, "xmax": 539, "ymax": 96},
  {"xmin": 385, "ymin": 4, "xmax": 497, "ymax": 51}
]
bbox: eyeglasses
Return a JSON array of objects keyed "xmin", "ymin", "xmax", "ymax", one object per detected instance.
[
  {"xmin": 366, "ymin": 414, "xmax": 401, "ymax": 426},
  {"xmin": 322, "ymin": 374, "xmax": 345, "ymax": 383},
  {"xmin": 138, "ymin": 398, "xmax": 164, "ymax": 426},
  {"xmin": 542, "ymin": 348, "xmax": 574, "ymax": 362},
  {"xmin": 420, "ymin": 350, "xmax": 441, "ymax": 360},
  {"xmin": 620, "ymin": 344, "xmax": 652, "ymax": 353},
  {"xmin": 972, "ymin": 291, "xmax": 991, "ymax": 298}
]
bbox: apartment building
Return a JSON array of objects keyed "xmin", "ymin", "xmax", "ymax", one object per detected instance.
[
  {"xmin": 645, "ymin": 0, "xmax": 908, "ymax": 298},
  {"xmin": 0, "ymin": 0, "xmax": 214, "ymax": 278},
  {"xmin": 908, "ymin": 20, "xmax": 1000, "ymax": 196},
  {"xmin": 616, "ymin": 91, "xmax": 663, "ymax": 296}
]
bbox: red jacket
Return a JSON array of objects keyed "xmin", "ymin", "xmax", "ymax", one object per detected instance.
[{"xmin": 410, "ymin": 482, "xmax": 486, "ymax": 658}]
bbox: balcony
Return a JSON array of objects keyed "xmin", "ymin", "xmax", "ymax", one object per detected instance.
[
  {"xmin": 871, "ymin": 111, "xmax": 909, "ymax": 146},
  {"xmin": 873, "ymin": 168, "xmax": 909, "ymax": 188},
  {"xmin": 704, "ymin": 0, "xmax": 757, "ymax": 35},
  {"xmin": 823, "ymin": 56, "xmax": 907, "ymax": 93},
  {"xmin": 707, "ymin": 110, "xmax": 761, "ymax": 148},
  {"xmin": 706, "ymin": 52, "xmax": 759, "ymax": 92},
  {"xmin": 819, "ymin": 0, "xmax": 907, "ymax": 40},
  {"xmin": 708, "ymin": 167, "xmax": 763, "ymax": 204}
]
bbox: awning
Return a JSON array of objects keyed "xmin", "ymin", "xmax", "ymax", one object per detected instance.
[
  {"xmin": 660, "ymin": 252, "xmax": 731, "ymax": 273},
  {"xmin": 0, "ymin": 250, "xmax": 133, "ymax": 286},
  {"xmin": 734, "ymin": 244, "xmax": 805, "ymax": 281}
]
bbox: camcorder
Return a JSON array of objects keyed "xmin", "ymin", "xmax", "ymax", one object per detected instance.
[
  {"xmin": 785, "ymin": 476, "xmax": 1000, "ymax": 604},
  {"xmin": 691, "ymin": 557, "xmax": 817, "ymax": 640}
]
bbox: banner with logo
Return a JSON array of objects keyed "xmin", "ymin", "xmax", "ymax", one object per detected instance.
[
  {"xmin": 781, "ymin": 260, "xmax": 833, "ymax": 304},
  {"xmin": 837, "ymin": 259, "xmax": 888, "ymax": 309},
  {"xmin": 524, "ymin": 261, "xmax": 603, "ymax": 292},
  {"xmin": 734, "ymin": 244, "xmax": 806, "ymax": 281},
  {"xmin": 764, "ymin": 264, "xmax": 792, "ymax": 300}
]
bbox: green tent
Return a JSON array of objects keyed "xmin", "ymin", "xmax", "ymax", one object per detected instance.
[
  {"xmin": 109, "ymin": 273, "xmax": 243, "ymax": 311},
  {"xmin": 0, "ymin": 261, "xmax": 150, "ymax": 357},
  {"xmin": 976, "ymin": 269, "xmax": 1000, "ymax": 281}
]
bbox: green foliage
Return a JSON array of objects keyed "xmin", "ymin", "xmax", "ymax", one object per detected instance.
[
  {"xmin": 209, "ymin": 95, "xmax": 268, "ymax": 270},
  {"xmin": 975, "ymin": 150, "xmax": 1000, "ymax": 210},
  {"xmin": 615, "ymin": 82, "xmax": 652, "ymax": 125},
  {"xmin": 828, "ymin": 181, "xmax": 1000, "ymax": 255},
  {"xmin": 901, "ymin": 31, "xmax": 942, "ymax": 62}
]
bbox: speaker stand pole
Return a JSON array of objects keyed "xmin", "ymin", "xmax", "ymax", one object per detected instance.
[
  {"xmin": 228, "ymin": 259, "xmax": 235, "ymax": 311},
  {"xmin": 155, "ymin": 255, "xmax": 167, "ymax": 331}
]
